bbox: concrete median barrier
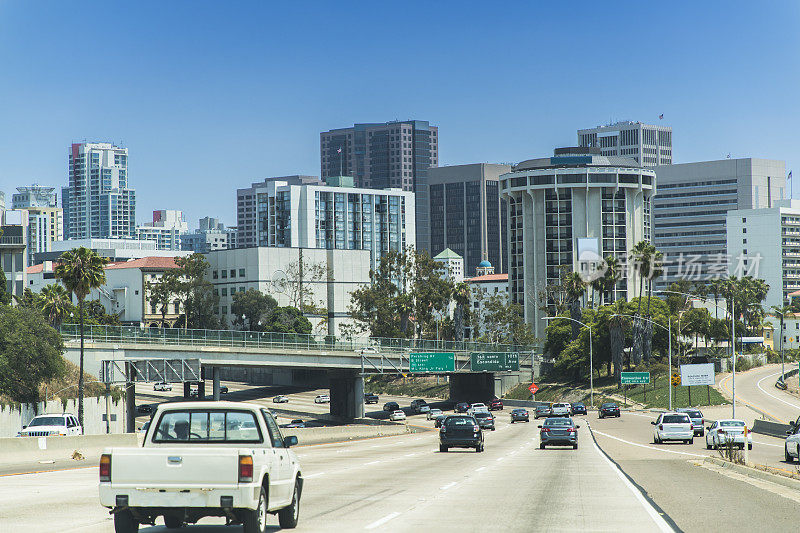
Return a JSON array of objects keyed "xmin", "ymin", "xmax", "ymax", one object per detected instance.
[
  {"xmin": 751, "ymin": 419, "xmax": 792, "ymax": 438},
  {"xmin": 0, "ymin": 433, "xmax": 139, "ymax": 466},
  {"xmin": 285, "ymin": 423, "xmax": 414, "ymax": 445}
]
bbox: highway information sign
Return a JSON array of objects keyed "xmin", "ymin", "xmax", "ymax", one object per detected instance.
[
  {"xmin": 471, "ymin": 352, "xmax": 520, "ymax": 372},
  {"xmin": 409, "ymin": 352, "xmax": 455, "ymax": 373},
  {"xmin": 620, "ymin": 372, "xmax": 650, "ymax": 385},
  {"xmin": 679, "ymin": 363, "xmax": 714, "ymax": 386}
]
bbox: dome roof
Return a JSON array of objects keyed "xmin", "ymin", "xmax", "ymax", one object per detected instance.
[{"xmin": 477, "ymin": 260, "xmax": 492, "ymax": 268}]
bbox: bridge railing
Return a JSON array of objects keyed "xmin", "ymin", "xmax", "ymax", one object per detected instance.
[{"xmin": 59, "ymin": 324, "xmax": 533, "ymax": 355}]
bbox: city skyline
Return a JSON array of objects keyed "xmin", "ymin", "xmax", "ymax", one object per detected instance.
[{"xmin": 0, "ymin": 2, "xmax": 798, "ymax": 227}]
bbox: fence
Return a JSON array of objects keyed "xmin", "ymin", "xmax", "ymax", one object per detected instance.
[{"xmin": 60, "ymin": 324, "xmax": 533, "ymax": 356}]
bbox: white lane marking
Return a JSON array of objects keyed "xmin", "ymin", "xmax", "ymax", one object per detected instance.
[
  {"xmin": 756, "ymin": 371, "xmax": 800, "ymax": 411},
  {"xmin": 440, "ymin": 481, "xmax": 457, "ymax": 490},
  {"xmin": 475, "ymin": 466, "xmax": 486, "ymax": 472},
  {"xmin": 753, "ymin": 440, "xmax": 783, "ymax": 448},
  {"xmin": 404, "ymin": 453, "xmax": 417, "ymax": 457},
  {"xmin": 627, "ymin": 412, "xmax": 658, "ymax": 419},
  {"xmin": 592, "ymin": 429, "xmax": 706, "ymax": 458},
  {"xmin": 365, "ymin": 512, "xmax": 401, "ymax": 530},
  {"xmin": 364, "ymin": 461, "xmax": 381, "ymax": 466},
  {"xmin": 496, "ymin": 457, "xmax": 504, "ymax": 462},
  {"xmin": 304, "ymin": 472, "xmax": 324, "ymax": 479},
  {"xmin": 589, "ymin": 426, "xmax": 676, "ymax": 532}
]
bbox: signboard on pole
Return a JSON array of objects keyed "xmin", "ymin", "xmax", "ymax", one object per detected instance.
[
  {"xmin": 471, "ymin": 352, "xmax": 520, "ymax": 372},
  {"xmin": 409, "ymin": 352, "xmax": 455, "ymax": 373},
  {"xmin": 621, "ymin": 372, "xmax": 650, "ymax": 384},
  {"xmin": 679, "ymin": 363, "xmax": 715, "ymax": 386},
  {"xmin": 528, "ymin": 383, "xmax": 539, "ymax": 395}
]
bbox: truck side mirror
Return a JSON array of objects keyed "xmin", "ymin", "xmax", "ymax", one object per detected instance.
[{"xmin": 284, "ymin": 436, "xmax": 298, "ymax": 447}]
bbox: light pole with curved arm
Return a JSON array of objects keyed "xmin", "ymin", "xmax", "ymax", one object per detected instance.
[
  {"xmin": 543, "ymin": 316, "xmax": 593, "ymax": 408},
  {"xmin": 612, "ymin": 313, "xmax": 672, "ymax": 410}
]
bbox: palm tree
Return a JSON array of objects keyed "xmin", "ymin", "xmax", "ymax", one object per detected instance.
[
  {"xmin": 602, "ymin": 255, "xmax": 621, "ymax": 304},
  {"xmin": 564, "ymin": 272, "xmax": 586, "ymax": 340},
  {"xmin": 40, "ymin": 284, "xmax": 72, "ymax": 327},
  {"xmin": 771, "ymin": 303, "xmax": 793, "ymax": 378},
  {"xmin": 55, "ymin": 247, "xmax": 109, "ymax": 428}
]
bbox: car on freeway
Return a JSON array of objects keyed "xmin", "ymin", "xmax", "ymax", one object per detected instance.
[
  {"xmin": 706, "ymin": 419, "xmax": 752, "ymax": 450},
  {"xmin": 364, "ymin": 393, "xmax": 379, "ymax": 404},
  {"xmin": 676, "ymin": 408, "xmax": 705, "ymax": 436},
  {"xmin": 488, "ymin": 398, "xmax": 503, "ymax": 411},
  {"xmin": 434, "ymin": 415, "xmax": 448, "ymax": 428},
  {"xmin": 598, "ymin": 403, "xmax": 621, "ymax": 418},
  {"xmin": 389, "ymin": 410, "xmax": 407, "ymax": 421},
  {"xmin": 99, "ymin": 401, "xmax": 302, "ymax": 532},
  {"xmin": 534, "ymin": 405, "xmax": 552, "ymax": 419},
  {"xmin": 411, "ymin": 399, "xmax": 430, "ymax": 414},
  {"xmin": 153, "ymin": 382, "xmax": 172, "ymax": 392},
  {"xmin": 455, "ymin": 402, "xmax": 470, "ymax": 413},
  {"xmin": 314, "ymin": 394, "xmax": 330, "ymax": 404},
  {"xmin": 550, "ymin": 403, "xmax": 571, "ymax": 417},
  {"xmin": 16, "ymin": 413, "xmax": 83, "ymax": 437},
  {"xmin": 273, "ymin": 395, "xmax": 289, "ymax": 403},
  {"xmin": 652, "ymin": 412, "xmax": 694, "ymax": 444},
  {"xmin": 219, "ymin": 386, "xmax": 229, "ymax": 394},
  {"xmin": 571, "ymin": 402, "xmax": 587, "ymax": 415},
  {"xmin": 383, "ymin": 401, "xmax": 400, "ymax": 412},
  {"xmin": 510, "ymin": 408, "xmax": 530, "ymax": 423},
  {"xmin": 282, "ymin": 419, "xmax": 306, "ymax": 429},
  {"xmin": 137, "ymin": 404, "xmax": 153, "ymax": 415},
  {"xmin": 539, "ymin": 417, "xmax": 580, "ymax": 449},
  {"xmin": 439, "ymin": 415, "xmax": 484, "ymax": 453},
  {"xmin": 360, "ymin": 346, "xmax": 379, "ymax": 354},
  {"xmin": 189, "ymin": 389, "xmax": 200, "ymax": 398},
  {"xmin": 785, "ymin": 424, "xmax": 800, "ymax": 462},
  {"xmin": 473, "ymin": 411, "xmax": 496, "ymax": 431},
  {"xmin": 427, "ymin": 408, "xmax": 443, "ymax": 420}
]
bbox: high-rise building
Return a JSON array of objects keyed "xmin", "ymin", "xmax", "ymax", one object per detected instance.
[
  {"xmin": 726, "ymin": 199, "xmax": 800, "ymax": 310},
  {"xmin": 237, "ymin": 175, "xmax": 323, "ymax": 248},
  {"xmin": 239, "ymin": 175, "xmax": 414, "ymax": 271},
  {"xmin": 578, "ymin": 121, "xmax": 672, "ymax": 167},
  {"xmin": 500, "ymin": 147, "xmax": 656, "ymax": 336},
  {"xmin": 63, "ymin": 142, "xmax": 135, "ymax": 240},
  {"xmin": 320, "ymin": 120, "xmax": 437, "ymax": 248},
  {"xmin": 181, "ymin": 217, "xmax": 237, "ymax": 254},
  {"xmin": 12, "ymin": 185, "xmax": 63, "ymax": 265},
  {"xmin": 136, "ymin": 210, "xmax": 189, "ymax": 251},
  {"xmin": 653, "ymin": 158, "xmax": 785, "ymax": 289},
  {"xmin": 426, "ymin": 163, "xmax": 510, "ymax": 275}
]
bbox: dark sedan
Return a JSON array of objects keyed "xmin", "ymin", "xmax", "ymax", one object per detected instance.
[
  {"xmin": 510, "ymin": 408, "xmax": 530, "ymax": 423},
  {"xmin": 435, "ymin": 414, "xmax": 448, "ymax": 428},
  {"xmin": 473, "ymin": 411, "xmax": 496, "ymax": 431},
  {"xmin": 539, "ymin": 417, "xmax": 580, "ymax": 449},
  {"xmin": 455, "ymin": 402, "xmax": 470, "ymax": 413},
  {"xmin": 571, "ymin": 402, "xmax": 587, "ymax": 415},
  {"xmin": 599, "ymin": 403, "xmax": 621, "ymax": 418},
  {"xmin": 534, "ymin": 405, "xmax": 552, "ymax": 419},
  {"xmin": 383, "ymin": 401, "xmax": 400, "ymax": 412},
  {"xmin": 440, "ymin": 415, "xmax": 484, "ymax": 452},
  {"xmin": 364, "ymin": 393, "xmax": 379, "ymax": 404}
]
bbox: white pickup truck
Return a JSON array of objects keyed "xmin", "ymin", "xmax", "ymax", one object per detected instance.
[{"xmin": 99, "ymin": 401, "xmax": 303, "ymax": 533}]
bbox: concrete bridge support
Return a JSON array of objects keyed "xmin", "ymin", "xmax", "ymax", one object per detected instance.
[
  {"xmin": 329, "ymin": 371, "xmax": 364, "ymax": 420},
  {"xmin": 212, "ymin": 367, "xmax": 221, "ymax": 401},
  {"xmin": 449, "ymin": 373, "xmax": 497, "ymax": 403}
]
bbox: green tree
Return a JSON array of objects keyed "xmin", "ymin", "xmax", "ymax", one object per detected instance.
[
  {"xmin": 15, "ymin": 288, "xmax": 42, "ymax": 311},
  {"xmin": 54, "ymin": 247, "xmax": 108, "ymax": 427},
  {"xmin": 146, "ymin": 271, "xmax": 178, "ymax": 327},
  {"xmin": 263, "ymin": 306, "xmax": 313, "ymax": 335},
  {"xmin": 772, "ymin": 303, "xmax": 793, "ymax": 375},
  {"xmin": 232, "ymin": 289, "xmax": 278, "ymax": 331},
  {"xmin": 173, "ymin": 254, "xmax": 219, "ymax": 330},
  {"xmin": 40, "ymin": 284, "xmax": 76, "ymax": 328},
  {"xmin": 564, "ymin": 272, "xmax": 585, "ymax": 340},
  {"xmin": 0, "ymin": 269, "xmax": 11, "ymax": 306},
  {"xmin": 0, "ymin": 305, "xmax": 66, "ymax": 406},
  {"xmin": 479, "ymin": 292, "xmax": 537, "ymax": 346},
  {"xmin": 682, "ymin": 307, "xmax": 711, "ymax": 356}
]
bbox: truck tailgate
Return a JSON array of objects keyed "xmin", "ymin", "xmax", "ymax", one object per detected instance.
[{"xmin": 111, "ymin": 447, "xmax": 240, "ymax": 486}]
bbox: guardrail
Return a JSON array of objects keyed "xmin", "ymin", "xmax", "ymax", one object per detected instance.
[
  {"xmin": 751, "ymin": 419, "xmax": 792, "ymax": 439},
  {"xmin": 60, "ymin": 324, "xmax": 534, "ymax": 356},
  {"xmin": 775, "ymin": 366, "xmax": 799, "ymax": 390}
]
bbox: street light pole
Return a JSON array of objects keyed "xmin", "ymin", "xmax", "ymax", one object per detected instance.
[
  {"xmin": 543, "ymin": 316, "xmax": 593, "ymax": 408},
  {"xmin": 731, "ymin": 297, "xmax": 736, "ymax": 419},
  {"xmin": 668, "ymin": 316, "xmax": 672, "ymax": 411}
]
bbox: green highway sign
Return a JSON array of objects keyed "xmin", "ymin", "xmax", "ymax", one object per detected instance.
[
  {"xmin": 621, "ymin": 371, "xmax": 650, "ymax": 385},
  {"xmin": 409, "ymin": 352, "xmax": 455, "ymax": 372},
  {"xmin": 471, "ymin": 352, "xmax": 520, "ymax": 372}
]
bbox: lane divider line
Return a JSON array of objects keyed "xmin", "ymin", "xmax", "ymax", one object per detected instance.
[
  {"xmin": 365, "ymin": 512, "xmax": 401, "ymax": 530},
  {"xmin": 719, "ymin": 373, "xmax": 785, "ymax": 423},
  {"xmin": 440, "ymin": 481, "xmax": 457, "ymax": 490}
]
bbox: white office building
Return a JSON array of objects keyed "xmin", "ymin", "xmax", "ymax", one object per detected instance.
[
  {"xmin": 206, "ymin": 247, "xmax": 371, "ymax": 336},
  {"xmin": 726, "ymin": 199, "xmax": 800, "ymax": 309},
  {"xmin": 136, "ymin": 210, "xmax": 189, "ymax": 251},
  {"xmin": 181, "ymin": 217, "xmax": 237, "ymax": 254},
  {"xmin": 578, "ymin": 121, "xmax": 672, "ymax": 167},
  {"xmin": 12, "ymin": 185, "xmax": 63, "ymax": 265},
  {"xmin": 500, "ymin": 147, "xmax": 655, "ymax": 337},
  {"xmin": 654, "ymin": 158, "xmax": 785, "ymax": 289},
  {"xmin": 34, "ymin": 237, "xmax": 191, "ymax": 264}
]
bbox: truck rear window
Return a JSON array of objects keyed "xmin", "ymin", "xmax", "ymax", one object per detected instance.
[{"xmin": 153, "ymin": 410, "xmax": 262, "ymax": 443}]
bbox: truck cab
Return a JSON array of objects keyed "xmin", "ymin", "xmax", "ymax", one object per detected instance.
[{"xmin": 99, "ymin": 401, "xmax": 302, "ymax": 533}]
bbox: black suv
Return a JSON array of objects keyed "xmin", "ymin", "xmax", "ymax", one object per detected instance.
[
  {"xmin": 383, "ymin": 401, "xmax": 400, "ymax": 412},
  {"xmin": 440, "ymin": 415, "xmax": 484, "ymax": 453},
  {"xmin": 454, "ymin": 402, "xmax": 470, "ymax": 413},
  {"xmin": 364, "ymin": 393, "xmax": 379, "ymax": 404}
]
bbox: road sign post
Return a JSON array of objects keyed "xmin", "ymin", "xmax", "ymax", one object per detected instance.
[{"xmin": 409, "ymin": 352, "xmax": 455, "ymax": 373}]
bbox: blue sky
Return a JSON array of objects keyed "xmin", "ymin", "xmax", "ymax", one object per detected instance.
[{"xmin": 0, "ymin": 1, "xmax": 798, "ymax": 226}]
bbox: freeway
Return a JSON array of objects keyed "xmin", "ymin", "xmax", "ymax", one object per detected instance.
[
  {"xmin": 718, "ymin": 363, "xmax": 800, "ymax": 424},
  {"xmin": 2, "ymin": 411, "xmax": 673, "ymax": 532}
]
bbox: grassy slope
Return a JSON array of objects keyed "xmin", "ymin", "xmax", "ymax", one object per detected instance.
[{"xmin": 364, "ymin": 375, "xmax": 450, "ymax": 399}]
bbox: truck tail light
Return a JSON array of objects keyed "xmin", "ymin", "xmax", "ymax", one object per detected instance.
[
  {"xmin": 99, "ymin": 454, "xmax": 111, "ymax": 482},
  {"xmin": 238, "ymin": 455, "xmax": 253, "ymax": 483}
]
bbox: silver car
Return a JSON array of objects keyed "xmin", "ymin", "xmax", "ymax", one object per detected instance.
[{"xmin": 676, "ymin": 408, "xmax": 705, "ymax": 436}]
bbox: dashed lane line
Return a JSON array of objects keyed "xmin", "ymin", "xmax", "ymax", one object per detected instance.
[{"xmin": 365, "ymin": 512, "xmax": 401, "ymax": 530}]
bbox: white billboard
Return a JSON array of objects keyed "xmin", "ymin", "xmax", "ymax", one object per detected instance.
[{"xmin": 679, "ymin": 363, "xmax": 715, "ymax": 386}]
